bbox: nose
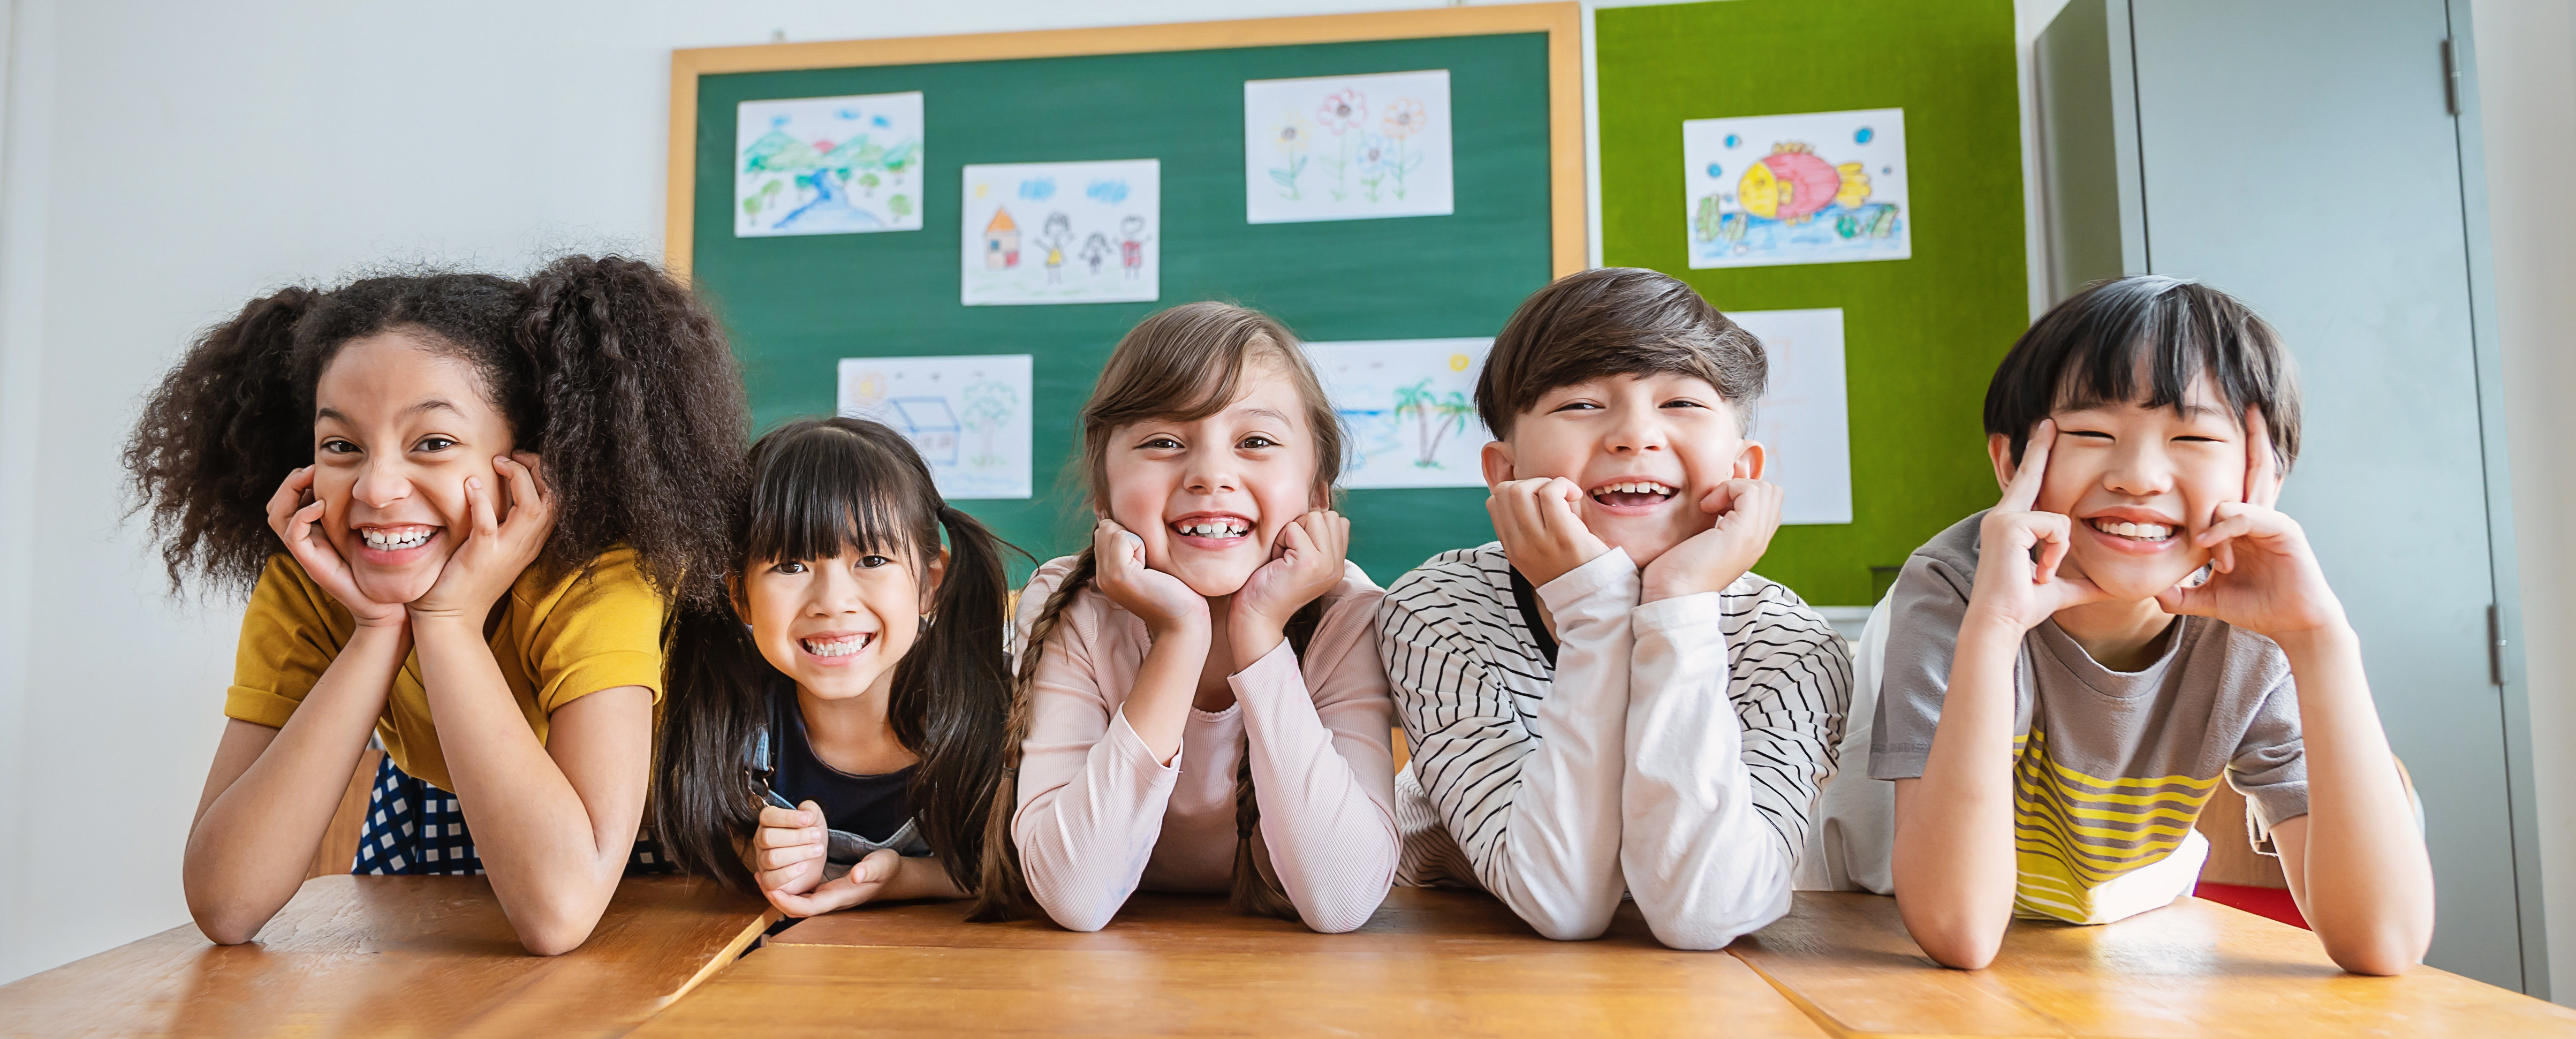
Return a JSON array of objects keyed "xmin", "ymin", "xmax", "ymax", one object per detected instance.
[
  {"xmin": 349, "ymin": 456, "xmax": 413, "ymax": 511},
  {"xmin": 1603, "ymin": 404, "xmax": 1669, "ymax": 457},
  {"xmin": 2102, "ymin": 438, "xmax": 2177, "ymax": 498},
  {"xmin": 808, "ymin": 563, "xmax": 866, "ymax": 616},
  {"xmin": 1182, "ymin": 444, "xmax": 1241, "ymax": 496}
]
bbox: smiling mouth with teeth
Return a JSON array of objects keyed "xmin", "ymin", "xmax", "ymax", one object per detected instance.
[
  {"xmin": 1590, "ymin": 480, "xmax": 1677, "ymax": 507},
  {"xmin": 2089, "ymin": 518, "xmax": 2176, "ymax": 542},
  {"xmin": 801, "ymin": 633, "xmax": 874, "ymax": 658},
  {"xmin": 359, "ymin": 527, "xmax": 436, "ymax": 552},
  {"xmin": 1171, "ymin": 518, "xmax": 1251, "ymax": 539}
]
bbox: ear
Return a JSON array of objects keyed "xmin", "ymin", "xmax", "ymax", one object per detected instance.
[
  {"xmin": 1733, "ymin": 439, "xmax": 1767, "ymax": 481},
  {"xmin": 918, "ymin": 545, "xmax": 950, "ymax": 615},
  {"xmin": 728, "ymin": 570, "xmax": 752, "ymax": 621},
  {"xmin": 1988, "ymin": 433, "xmax": 2017, "ymax": 492},
  {"xmin": 1480, "ymin": 439, "xmax": 1515, "ymax": 489}
]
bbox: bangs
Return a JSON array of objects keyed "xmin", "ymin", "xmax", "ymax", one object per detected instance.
[
  {"xmin": 1986, "ymin": 275, "xmax": 2299, "ymax": 468},
  {"xmin": 740, "ymin": 422, "xmax": 936, "ymax": 567}
]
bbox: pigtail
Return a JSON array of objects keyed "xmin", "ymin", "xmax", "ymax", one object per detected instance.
[
  {"xmin": 966, "ymin": 547, "xmax": 1097, "ymax": 923},
  {"xmin": 123, "ymin": 288, "xmax": 325, "ymax": 597},
  {"xmin": 1225, "ymin": 598, "xmax": 1325, "ymax": 921},
  {"xmin": 891, "ymin": 504, "xmax": 1016, "ymax": 892},
  {"xmin": 651, "ymin": 602, "xmax": 772, "ymax": 896},
  {"xmin": 516, "ymin": 255, "xmax": 746, "ymax": 611}
]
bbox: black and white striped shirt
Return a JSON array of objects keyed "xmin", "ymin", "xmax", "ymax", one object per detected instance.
[{"xmin": 1379, "ymin": 542, "xmax": 1852, "ymax": 948}]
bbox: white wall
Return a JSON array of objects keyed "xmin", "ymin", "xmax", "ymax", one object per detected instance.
[
  {"xmin": 2469, "ymin": 0, "xmax": 2576, "ymax": 1003},
  {"xmin": 3, "ymin": 0, "xmax": 2571, "ymax": 995},
  {"xmin": 0, "ymin": 0, "xmax": 1451, "ymax": 984}
]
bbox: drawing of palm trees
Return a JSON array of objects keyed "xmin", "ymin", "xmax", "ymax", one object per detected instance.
[
  {"xmin": 960, "ymin": 378, "xmax": 1018, "ymax": 468},
  {"xmin": 1392, "ymin": 380, "xmax": 1474, "ymax": 468}
]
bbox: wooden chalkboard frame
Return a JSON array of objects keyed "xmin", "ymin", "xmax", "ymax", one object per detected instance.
[{"xmin": 663, "ymin": 3, "xmax": 1587, "ymax": 282}]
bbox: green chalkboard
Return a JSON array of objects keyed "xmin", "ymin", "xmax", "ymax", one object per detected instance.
[
  {"xmin": 680, "ymin": 20, "xmax": 1573, "ymax": 586},
  {"xmin": 1596, "ymin": 0, "xmax": 2028, "ymax": 605}
]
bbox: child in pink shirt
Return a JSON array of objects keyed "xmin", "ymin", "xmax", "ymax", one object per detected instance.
[{"xmin": 970, "ymin": 302, "xmax": 1398, "ymax": 932}]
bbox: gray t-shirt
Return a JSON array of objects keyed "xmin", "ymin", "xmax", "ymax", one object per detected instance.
[{"xmin": 1869, "ymin": 512, "xmax": 2307, "ymax": 922}]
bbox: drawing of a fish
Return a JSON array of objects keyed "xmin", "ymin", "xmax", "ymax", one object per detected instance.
[{"xmin": 1738, "ymin": 142, "xmax": 1871, "ymax": 224}]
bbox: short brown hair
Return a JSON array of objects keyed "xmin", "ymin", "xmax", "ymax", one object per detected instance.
[{"xmin": 1474, "ymin": 267, "xmax": 1767, "ymax": 439}]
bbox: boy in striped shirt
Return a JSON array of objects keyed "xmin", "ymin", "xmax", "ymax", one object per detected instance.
[
  {"xmin": 1876, "ymin": 276, "xmax": 2433, "ymax": 974},
  {"xmin": 1378, "ymin": 268, "xmax": 1852, "ymax": 949}
]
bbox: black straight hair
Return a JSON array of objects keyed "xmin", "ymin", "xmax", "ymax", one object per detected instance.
[
  {"xmin": 1475, "ymin": 267, "xmax": 1767, "ymax": 439},
  {"xmin": 654, "ymin": 418, "xmax": 1017, "ymax": 896},
  {"xmin": 1984, "ymin": 275, "xmax": 2301, "ymax": 470}
]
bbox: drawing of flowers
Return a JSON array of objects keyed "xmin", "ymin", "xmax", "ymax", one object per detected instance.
[
  {"xmin": 1315, "ymin": 89, "xmax": 1368, "ymax": 201},
  {"xmin": 1392, "ymin": 379, "xmax": 1474, "ymax": 468},
  {"xmin": 1268, "ymin": 110, "xmax": 1314, "ymax": 200},
  {"xmin": 1378, "ymin": 98, "xmax": 1430, "ymax": 201},
  {"xmin": 1354, "ymin": 134, "xmax": 1394, "ymax": 203}
]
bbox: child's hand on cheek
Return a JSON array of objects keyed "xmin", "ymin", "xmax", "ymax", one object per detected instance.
[
  {"xmin": 1230, "ymin": 510, "xmax": 1350, "ymax": 661},
  {"xmin": 267, "ymin": 465, "xmax": 407, "ymax": 628},
  {"xmin": 1642, "ymin": 479, "xmax": 1784, "ymax": 603},
  {"xmin": 1968, "ymin": 420, "xmax": 2110, "ymax": 634},
  {"xmin": 410, "ymin": 452, "xmax": 554, "ymax": 626},
  {"xmin": 1092, "ymin": 518, "xmax": 1209, "ymax": 636},
  {"xmin": 2157, "ymin": 408, "xmax": 2349, "ymax": 646},
  {"xmin": 1488, "ymin": 477, "xmax": 1611, "ymax": 588}
]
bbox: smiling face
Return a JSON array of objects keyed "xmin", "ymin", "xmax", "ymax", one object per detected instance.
[
  {"xmin": 310, "ymin": 331, "xmax": 514, "ymax": 604},
  {"xmin": 1101, "ymin": 362, "xmax": 1322, "ymax": 598},
  {"xmin": 737, "ymin": 545, "xmax": 937, "ymax": 702},
  {"xmin": 1483, "ymin": 372, "xmax": 1762, "ymax": 568},
  {"xmin": 2005, "ymin": 374, "xmax": 2249, "ymax": 601}
]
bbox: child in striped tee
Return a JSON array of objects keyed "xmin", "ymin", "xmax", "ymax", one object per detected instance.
[
  {"xmin": 1874, "ymin": 276, "xmax": 2434, "ymax": 974},
  {"xmin": 1379, "ymin": 268, "xmax": 1853, "ymax": 950}
]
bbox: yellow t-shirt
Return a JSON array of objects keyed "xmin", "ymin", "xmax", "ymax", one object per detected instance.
[{"xmin": 224, "ymin": 547, "xmax": 669, "ymax": 792}]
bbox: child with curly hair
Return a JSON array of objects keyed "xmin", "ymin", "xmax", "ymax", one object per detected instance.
[{"xmin": 125, "ymin": 256, "xmax": 748, "ymax": 954}]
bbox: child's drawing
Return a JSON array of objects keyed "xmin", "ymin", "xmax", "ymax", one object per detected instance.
[
  {"xmin": 736, "ymin": 92, "xmax": 924, "ymax": 237},
  {"xmin": 1728, "ymin": 309, "xmax": 1851, "ymax": 525},
  {"xmin": 960, "ymin": 160, "xmax": 1158, "ymax": 305},
  {"xmin": 1682, "ymin": 109, "xmax": 1910, "ymax": 269},
  {"xmin": 836, "ymin": 354, "xmax": 1033, "ymax": 499},
  {"xmin": 1243, "ymin": 70, "xmax": 1454, "ymax": 224},
  {"xmin": 1302, "ymin": 338, "xmax": 1491, "ymax": 489}
]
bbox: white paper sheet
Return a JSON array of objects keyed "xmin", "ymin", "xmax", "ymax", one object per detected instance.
[
  {"xmin": 1730, "ymin": 308, "xmax": 1852, "ymax": 525},
  {"xmin": 836, "ymin": 354, "xmax": 1034, "ymax": 500},
  {"xmin": 1682, "ymin": 109, "xmax": 1909, "ymax": 269},
  {"xmin": 1302, "ymin": 338, "xmax": 1491, "ymax": 489},
  {"xmin": 1244, "ymin": 70, "xmax": 1454, "ymax": 224},
  {"xmin": 960, "ymin": 160, "xmax": 1158, "ymax": 306},
  {"xmin": 736, "ymin": 92, "xmax": 925, "ymax": 237}
]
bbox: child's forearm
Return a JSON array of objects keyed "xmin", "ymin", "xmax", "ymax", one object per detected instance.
[
  {"xmin": 184, "ymin": 623, "xmax": 407, "ymax": 944},
  {"xmin": 885, "ymin": 855, "xmax": 969, "ymax": 901},
  {"xmin": 1116, "ymin": 619, "xmax": 1210, "ymax": 764},
  {"xmin": 1892, "ymin": 618, "xmax": 2024, "ymax": 969},
  {"xmin": 2275, "ymin": 623, "xmax": 2434, "ymax": 975},
  {"xmin": 412, "ymin": 615, "xmax": 643, "ymax": 955}
]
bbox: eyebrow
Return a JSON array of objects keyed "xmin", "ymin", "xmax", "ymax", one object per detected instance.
[
  {"xmin": 315, "ymin": 399, "xmax": 466, "ymax": 424},
  {"xmin": 1235, "ymin": 406, "xmax": 1294, "ymax": 426}
]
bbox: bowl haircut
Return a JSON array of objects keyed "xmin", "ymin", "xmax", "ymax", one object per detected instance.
[{"xmin": 1474, "ymin": 267, "xmax": 1768, "ymax": 441}]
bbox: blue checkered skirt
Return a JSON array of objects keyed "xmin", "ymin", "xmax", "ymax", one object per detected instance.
[{"xmin": 352, "ymin": 753, "xmax": 670, "ymax": 875}]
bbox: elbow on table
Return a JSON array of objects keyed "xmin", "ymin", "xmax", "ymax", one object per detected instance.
[
  {"xmin": 510, "ymin": 900, "xmax": 609, "ymax": 957},
  {"xmin": 2320, "ymin": 927, "xmax": 2428, "ymax": 977},
  {"xmin": 1515, "ymin": 898, "xmax": 1616, "ymax": 942},
  {"xmin": 190, "ymin": 900, "xmax": 275, "ymax": 946},
  {"xmin": 1032, "ymin": 888, "xmax": 1116, "ymax": 933},
  {"xmin": 1898, "ymin": 906, "xmax": 2005, "ymax": 970}
]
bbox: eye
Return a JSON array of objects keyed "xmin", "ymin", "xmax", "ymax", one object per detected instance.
[
  {"xmin": 770, "ymin": 560, "xmax": 809, "ymax": 575},
  {"xmin": 414, "ymin": 436, "xmax": 458, "ymax": 453},
  {"xmin": 1139, "ymin": 436, "xmax": 1183, "ymax": 450},
  {"xmin": 1549, "ymin": 400, "xmax": 1601, "ymax": 413},
  {"xmin": 1660, "ymin": 398, "xmax": 1710, "ymax": 410},
  {"xmin": 857, "ymin": 555, "xmax": 895, "ymax": 568},
  {"xmin": 1238, "ymin": 435, "xmax": 1280, "ymax": 450},
  {"xmin": 2065, "ymin": 430, "xmax": 2115, "ymax": 440},
  {"xmin": 2172, "ymin": 434, "xmax": 2222, "ymax": 443},
  {"xmin": 319, "ymin": 438, "xmax": 359, "ymax": 454}
]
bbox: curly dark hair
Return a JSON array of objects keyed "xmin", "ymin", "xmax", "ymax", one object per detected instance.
[{"xmin": 122, "ymin": 255, "xmax": 749, "ymax": 610}]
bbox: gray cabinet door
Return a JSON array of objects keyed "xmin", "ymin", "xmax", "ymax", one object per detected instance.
[{"xmin": 2115, "ymin": 0, "xmax": 2526, "ymax": 988}]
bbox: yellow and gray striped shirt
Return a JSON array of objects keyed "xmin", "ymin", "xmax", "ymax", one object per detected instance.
[{"xmin": 1872, "ymin": 512, "xmax": 2307, "ymax": 926}]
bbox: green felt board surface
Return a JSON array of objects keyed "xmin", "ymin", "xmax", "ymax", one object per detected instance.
[
  {"xmin": 1596, "ymin": 0, "xmax": 2028, "ymax": 605},
  {"xmin": 690, "ymin": 35, "xmax": 1555, "ymax": 586}
]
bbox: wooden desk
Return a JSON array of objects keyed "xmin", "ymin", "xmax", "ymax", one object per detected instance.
[
  {"xmin": 633, "ymin": 888, "xmax": 1830, "ymax": 1036},
  {"xmin": 1732, "ymin": 892, "xmax": 2576, "ymax": 1038},
  {"xmin": 0, "ymin": 875, "xmax": 771, "ymax": 1038}
]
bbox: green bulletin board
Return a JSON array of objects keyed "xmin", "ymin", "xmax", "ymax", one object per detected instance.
[
  {"xmin": 670, "ymin": 7, "xmax": 1585, "ymax": 585},
  {"xmin": 1596, "ymin": 0, "xmax": 2028, "ymax": 605}
]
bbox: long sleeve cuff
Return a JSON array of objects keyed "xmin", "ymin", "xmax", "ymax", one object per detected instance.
[{"xmin": 1535, "ymin": 547, "xmax": 1638, "ymax": 616}]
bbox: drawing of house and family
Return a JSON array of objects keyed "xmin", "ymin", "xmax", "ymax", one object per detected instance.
[
  {"xmin": 960, "ymin": 160, "xmax": 1160, "ymax": 305},
  {"xmin": 735, "ymin": 92, "xmax": 925, "ymax": 237}
]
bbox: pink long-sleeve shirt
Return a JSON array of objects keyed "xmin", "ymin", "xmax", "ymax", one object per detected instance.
[{"xmin": 1010, "ymin": 555, "xmax": 1400, "ymax": 934}]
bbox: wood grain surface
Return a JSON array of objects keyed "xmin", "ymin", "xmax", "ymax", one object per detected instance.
[
  {"xmin": 634, "ymin": 888, "xmax": 1829, "ymax": 1036},
  {"xmin": 1731, "ymin": 892, "xmax": 2576, "ymax": 1038},
  {"xmin": 0, "ymin": 875, "xmax": 771, "ymax": 1038}
]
